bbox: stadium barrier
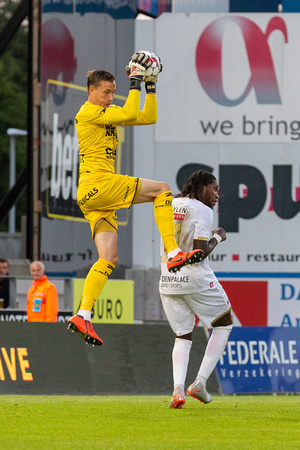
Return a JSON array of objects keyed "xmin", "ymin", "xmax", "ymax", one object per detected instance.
[
  {"xmin": 6, "ymin": 268, "xmax": 166, "ymax": 323},
  {"xmin": 0, "ymin": 322, "xmax": 220, "ymax": 395}
]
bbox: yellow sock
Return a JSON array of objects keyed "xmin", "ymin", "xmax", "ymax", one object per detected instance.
[
  {"xmin": 154, "ymin": 191, "xmax": 178, "ymax": 253},
  {"xmin": 79, "ymin": 258, "xmax": 115, "ymax": 312}
]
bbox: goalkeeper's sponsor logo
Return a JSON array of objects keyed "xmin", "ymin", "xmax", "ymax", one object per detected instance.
[
  {"xmin": 105, "ymin": 147, "xmax": 116, "ymax": 160},
  {"xmin": 105, "ymin": 124, "xmax": 117, "ymax": 137},
  {"xmin": 78, "ymin": 187, "xmax": 98, "ymax": 206}
]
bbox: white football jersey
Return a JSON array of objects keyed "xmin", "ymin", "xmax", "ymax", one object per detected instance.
[{"xmin": 159, "ymin": 197, "xmax": 218, "ymax": 294}]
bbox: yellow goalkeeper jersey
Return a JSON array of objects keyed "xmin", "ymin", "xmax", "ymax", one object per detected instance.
[{"xmin": 76, "ymin": 90, "xmax": 157, "ymax": 183}]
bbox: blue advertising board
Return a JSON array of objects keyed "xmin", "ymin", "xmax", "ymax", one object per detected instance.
[
  {"xmin": 217, "ymin": 327, "xmax": 300, "ymax": 394},
  {"xmin": 229, "ymin": 0, "xmax": 278, "ymax": 12},
  {"xmin": 282, "ymin": 0, "xmax": 300, "ymax": 12}
]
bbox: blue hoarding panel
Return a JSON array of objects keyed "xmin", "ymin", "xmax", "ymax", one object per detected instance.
[
  {"xmin": 42, "ymin": 0, "xmax": 137, "ymax": 19},
  {"xmin": 230, "ymin": 0, "xmax": 278, "ymax": 12},
  {"xmin": 217, "ymin": 327, "xmax": 300, "ymax": 394},
  {"xmin": 282, "ymin": 0, "xmax": 300, "ymax": 11}
]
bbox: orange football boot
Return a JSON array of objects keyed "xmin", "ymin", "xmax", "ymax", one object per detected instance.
[
  {"xmin": 167, "ymin": 249, "xmax": 204, "ymax": 273},
  {"xmin": 168, "ymin": 386, "xmax": 186, "ymax": 409},
  {"xmin": 67, "ymin": 315, "xmax": 103, "ymax": 346}
]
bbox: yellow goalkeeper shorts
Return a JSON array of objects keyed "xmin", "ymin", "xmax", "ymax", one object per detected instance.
[{"xmin": 77, "ymin": 173, "xmax": 141, "ymax": 237}]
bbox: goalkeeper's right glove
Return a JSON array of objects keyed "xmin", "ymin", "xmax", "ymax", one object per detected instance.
[{"xmin": 127, "ymin": 52, "xmax": 152, "ymax": 91}]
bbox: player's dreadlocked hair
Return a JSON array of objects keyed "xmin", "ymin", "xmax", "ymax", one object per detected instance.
[
  {"xmin": 87, "ymin": 70, "xmax": 115, "ymax": 92},
  {"xmin": 177, "ymin": 170, "xmax": 217, "ymax": 200}
]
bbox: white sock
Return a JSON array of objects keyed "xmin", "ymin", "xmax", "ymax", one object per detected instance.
[
  {"xmin": 172, "ymin": 338, "xmax": 192, "ymax": 389},
  {"xmin": 197, "ymin": 325, "xmax": 232, "ymax": 382},
  {"xmin": 78, "ymin": 309, "xmax": 91, "ymax": 321},
  {"xmin": 168, "ymin": 248, "xmax": 180, "ymax": 259}
]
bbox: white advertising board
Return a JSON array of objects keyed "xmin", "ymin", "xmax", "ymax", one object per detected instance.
[
  {"xmin": 132, "ymin": 13, "xmax": 300, "ymax": 327},
  {"xmin": 156, "ymin": 13, "xmax": 300, "ymax": 144},
  {"xmin": 133, "ymin": 13, "xmax": 300, "ymax": 276}
]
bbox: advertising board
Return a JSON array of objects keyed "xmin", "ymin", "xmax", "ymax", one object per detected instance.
[
  {"xmin": 217, "ymin": 327, "xmax": 300, "ymax": 393},
  {"xmin": 132, "ymin": 14, "xmax": 300, "ymax": 328},
  {"xmin": 40, "ymin": 5, "xmax": 136, "ymax": 274},
  {"xmin": 73, "ymin": 279, "xmax": 134, "ymax": 323}
]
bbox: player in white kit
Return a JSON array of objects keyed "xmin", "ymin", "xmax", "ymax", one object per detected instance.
[{"xmin": 159, "ymin": 170, "xmax": 233, "ymax": 409}]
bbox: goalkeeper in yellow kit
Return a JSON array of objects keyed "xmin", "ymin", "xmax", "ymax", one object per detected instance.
[{"xmin": 68, "ymin": 52, "xmax": 203, "ymax": 346}]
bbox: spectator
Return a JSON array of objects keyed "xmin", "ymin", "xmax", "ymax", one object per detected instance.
[
  {"xmin": 0, "ymin": 258, "xmax": 9, "ymax": 308},
  {"xmin": 27, "ymin": 261, "xmax": 58, "ymax": 322}
]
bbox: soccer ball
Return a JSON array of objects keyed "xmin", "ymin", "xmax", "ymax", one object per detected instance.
[
  {"xmin": 128, "ymin": 50, "xmax": 162, "ymax": 82},
  {"xmin": 141, "ymin": 50, "xmax": 161, "ymax": 82}
]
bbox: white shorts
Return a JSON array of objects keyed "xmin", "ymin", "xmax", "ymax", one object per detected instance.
[{"xmin": 160, "ymin": 281, "xmax": 231, "ymax": 336}]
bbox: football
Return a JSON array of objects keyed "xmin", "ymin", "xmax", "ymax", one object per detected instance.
[{"xmin": 129, "ymin": 50, "xmax": 162, "ymax": 82}]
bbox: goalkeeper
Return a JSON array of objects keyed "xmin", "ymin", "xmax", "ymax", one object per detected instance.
[{"xmin": 68, "ymin": 52, "xmax": 203, "ymax": 346}]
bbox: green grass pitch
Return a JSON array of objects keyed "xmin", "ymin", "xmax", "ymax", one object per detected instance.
[{"xmin": 0, "ymin": 395, "xmax": 299, "ymax": 449}]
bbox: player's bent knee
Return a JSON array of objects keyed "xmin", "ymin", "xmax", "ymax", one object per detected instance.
[
  {"xmin": 176, "ymin": 332, "xmax": 192, "ymax": 340},
  {"xmin": 213, "ymin": 324, "xmax": 233, "ymax": 331},
  {"xmin": 108, "ymin": 254, "xmax": 119, "ymax": 266},
  {"xmin": 212, "ymin": 310, "xmax": 233, "ymax": 328},
  {"xmin": 101, "ymin": 251, "xmax": 118, "ymax": 266},
  {"xmin": 211, "ymin": 325, "xmax": 233, "ymax": 343},
  {"xmin": 157, "ymin": 182, "xmax": 171, "ymax": 195}
]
